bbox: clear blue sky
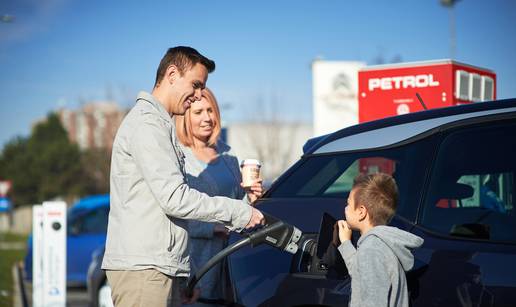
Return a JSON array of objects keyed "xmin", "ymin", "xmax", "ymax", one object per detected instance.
[{"xmin": 1, "ymin": 0, "xmax": 515, "ymax": 148}]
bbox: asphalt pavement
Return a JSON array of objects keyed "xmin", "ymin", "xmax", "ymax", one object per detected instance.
[{"xmin": 14, "ymin": 263, "xmax": 90, "ymax": 307}]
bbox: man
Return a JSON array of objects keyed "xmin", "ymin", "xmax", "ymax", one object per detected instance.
[{"xmin": 102, "ymin": 46, "xmax": 265, "ymax": 307}]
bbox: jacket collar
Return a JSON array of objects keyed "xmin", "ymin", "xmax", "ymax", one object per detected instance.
[{"xmin": 136, "ymin": 91, "xmax": 174, "ymax": 124}]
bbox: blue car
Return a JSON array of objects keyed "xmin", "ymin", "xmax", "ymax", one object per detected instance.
[{"xmin": 24, "ymin": 194, "xmax": 109, "ymax": 287}]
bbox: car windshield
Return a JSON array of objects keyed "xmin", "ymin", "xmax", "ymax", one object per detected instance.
[
  {"xmin": 68, "ymin": 204, "xmax": 109, "ymax": 234},
  {"xmin": 68, "ymin": 207, "xmax": 88, "ymax": 221}
]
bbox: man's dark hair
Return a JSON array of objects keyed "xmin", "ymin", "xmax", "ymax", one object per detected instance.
[{"xmin": 154, "ymin": 46, "xmax": 215, "ymax": 87}]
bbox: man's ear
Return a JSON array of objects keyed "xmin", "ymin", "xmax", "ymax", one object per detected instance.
[{"xmin": 165, "ymin": 65, "xmax": 179, "ymax": 84}]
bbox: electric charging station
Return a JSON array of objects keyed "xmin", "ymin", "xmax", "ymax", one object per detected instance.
[
  {"xmin": 32, "ymin": 201, "xmax": 67, "ymax": 307},
  {"xmin": 32, "ymin": 205, "xmax": 44, "ymax": 307}
]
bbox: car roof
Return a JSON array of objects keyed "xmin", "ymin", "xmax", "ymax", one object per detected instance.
[
  {"xmin": 72, "ymin": 194, "xmax": 110, "ymax": 211},
  {"xmin": 306, "ymin": 98, "xmax": 516, "ymax": 155}
]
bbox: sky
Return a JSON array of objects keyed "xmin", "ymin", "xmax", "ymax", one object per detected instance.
[{"xmin": 1, "ymin": 0, "xmax": 515, "ymax": 149}]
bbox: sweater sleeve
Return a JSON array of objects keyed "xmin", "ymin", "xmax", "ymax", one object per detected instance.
[
  {"xmin": 338, "ymin": 240, "xmax": 357, "ymax": 272},
  {"xmin": 130, "ymin": 117, "xmax": 252, "ymax": 232}
]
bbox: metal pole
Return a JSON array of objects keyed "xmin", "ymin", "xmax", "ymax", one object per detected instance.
[
  {"xmin": 440, "ymin": 0, "xmax": 459, "ymax": 59},
  {"xmin": 449, "ymin": 6, "xmax": 456, "ymax": 59}
]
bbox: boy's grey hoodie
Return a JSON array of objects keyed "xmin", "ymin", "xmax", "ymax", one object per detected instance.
[{"xmin": 338, "ymin": 226, "xmax": 424, "ymax": 307}]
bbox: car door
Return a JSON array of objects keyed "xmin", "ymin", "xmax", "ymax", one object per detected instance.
[
  {"xmin": 412, "ymin": 118, "xmax": 516, "ymax": 307},
  {"xmin": 67, "ymin": 206, "xmax": 109, "ymax": 285},
  {"xmin": 227, "ymin": 132, "xmax": 437, "ymax": 306}
]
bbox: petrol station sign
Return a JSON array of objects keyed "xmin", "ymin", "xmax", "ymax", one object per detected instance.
[
  {"xmin": 358, "ymin": 60, "xmax": 496, "ymax": 123},
  {"xmin": 355, "ymin": 59, "xmax": 496, "ymax": 174}
]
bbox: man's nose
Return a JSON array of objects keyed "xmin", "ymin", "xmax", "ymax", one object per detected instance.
[{"xmin": 194, "ymin": 88, "xmax": 202, "ymax": 101}]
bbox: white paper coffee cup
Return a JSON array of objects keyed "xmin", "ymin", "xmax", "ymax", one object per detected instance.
[{"xmin": 240, "ymin": 159, "xmax": 261, "ymax": 188}]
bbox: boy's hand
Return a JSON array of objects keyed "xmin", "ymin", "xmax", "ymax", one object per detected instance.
[{"xmin": 337, "ymin": 220, "xmax": 352, "ymax": 243}]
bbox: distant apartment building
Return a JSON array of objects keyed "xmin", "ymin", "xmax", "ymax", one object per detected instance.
[{"xmin": 58, "ymin": 102, "xmax": 127, "ymax": 151}]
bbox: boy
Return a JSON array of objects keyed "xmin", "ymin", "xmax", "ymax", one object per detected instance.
[{"xmin": 336, "ymin": 173, "xmax": 424, "ymax": 307}]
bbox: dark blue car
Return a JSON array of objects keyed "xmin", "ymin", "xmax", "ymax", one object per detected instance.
[
  {"xmin": 227, "ymin": 98, "xmax": 516, "ymax": 306},
  {"xmin": 89, "ymin": 99, "xmax": 516, "ymax": 306},
  {"xmin": 25, "ymin": 194, "xmax": 109, "ymax": 287}
]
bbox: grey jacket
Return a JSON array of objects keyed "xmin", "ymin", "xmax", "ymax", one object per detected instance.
[
  {"xmin": 338, "ymin": 226, "xmax": 424, "ymax": 307},
  {"xmin": 101, "ymin": 91, "xmax": 252, "ymax": 277}
]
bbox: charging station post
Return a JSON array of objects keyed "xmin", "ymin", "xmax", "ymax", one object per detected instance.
[{"xmin": 32, "ymin": 201, "xmax": 67, "ymax": 307}]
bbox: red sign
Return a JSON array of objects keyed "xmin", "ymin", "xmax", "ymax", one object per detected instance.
[{"xmin": 358, "ymin": 60, "xmax": 496, "ymax": 123}]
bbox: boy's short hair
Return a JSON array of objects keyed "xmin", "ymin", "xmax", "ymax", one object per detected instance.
[
  {"xmin": 352, "ymin": 173, "xmax": 398, "ymax": 226},
  {"xmin": 154, "ymin": 46, "xmax": 215, "ymax": 87}
]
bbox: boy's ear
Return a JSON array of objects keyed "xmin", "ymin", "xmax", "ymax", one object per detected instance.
[{"xmin": 358, "ymin": 204, "xmax": 368, "ymax": 221}]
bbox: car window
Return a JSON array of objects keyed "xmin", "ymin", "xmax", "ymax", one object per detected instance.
[
  {"xmin": 323, "ymin": 157, "xmax": 397, "ymax": 196},
  {"xmin": 71, "ymin": 207, "xmax": 109, "ymax": 235},
  {"xmin": 323, "ymin": 160, "xmax": 359, "ymax": 195},
  {"xmin": 269, "ymin": 135, "xmax": 437, "ymax": 221},
  {"xmin": 421, "ymin": 121, "xmax": 516, "ymax": 243}
]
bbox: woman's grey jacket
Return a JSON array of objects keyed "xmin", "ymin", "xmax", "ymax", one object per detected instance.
[{"xmin": 101, "ymin": 91, "xmax": 252, "ymax": 277}]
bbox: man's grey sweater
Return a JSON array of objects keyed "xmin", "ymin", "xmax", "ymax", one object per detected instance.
[{"xmin": 338, "ymin": 226, "xmax": 424, "ymax": 307}]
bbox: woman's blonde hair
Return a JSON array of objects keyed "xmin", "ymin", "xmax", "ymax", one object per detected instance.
[{"xmin": 175, "ymin": 87, "xmax": 221, "ymax": 147}]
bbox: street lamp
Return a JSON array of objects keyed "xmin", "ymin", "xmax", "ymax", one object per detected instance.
[{"xmin": 440, "ymin": 0, "xmax": 460, "ymax": 59}]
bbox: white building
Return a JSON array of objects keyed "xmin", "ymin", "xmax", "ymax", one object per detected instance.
[
  {"xmin": 226, "ymin": 121, "xmax": 312, "ymax": 183},
  {"xmin": 312, "ymin": 60, "xmax": 365, "ymax": 136}
]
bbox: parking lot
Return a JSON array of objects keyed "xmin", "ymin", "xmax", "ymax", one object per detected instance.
[
  {"xmin": 15, "ymin": 267, "xmax": 89, "ymax": 307},
  {"xmin": 21, "ymin": 282, "xmax": 88, "ymax": 307}
]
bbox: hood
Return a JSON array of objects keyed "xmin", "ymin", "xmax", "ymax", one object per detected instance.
[{"xmin": 358, "ymin": 225, "xmax": 424, "ymax": 271}]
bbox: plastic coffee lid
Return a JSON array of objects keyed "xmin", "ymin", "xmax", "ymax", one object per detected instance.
[{"xmin": 241, "ymin": 159, "xmax": 261, "ymax": 167}]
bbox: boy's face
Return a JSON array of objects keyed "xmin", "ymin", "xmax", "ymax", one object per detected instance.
[{"xmin": 345, "ymin": 188, "xmax": 365, "ymax": 229}]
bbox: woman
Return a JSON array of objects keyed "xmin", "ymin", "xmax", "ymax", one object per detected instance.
[{"xmin": 175, "ymin": 88, "xmax": 263, "ymax": 306}]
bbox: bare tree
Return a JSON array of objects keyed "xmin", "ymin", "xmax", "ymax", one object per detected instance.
[{"xmin": 242, "ymin": 91, "xmax": 304, "ymax": 182}]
